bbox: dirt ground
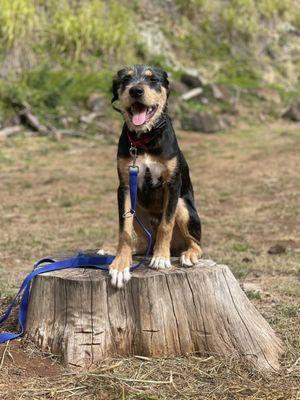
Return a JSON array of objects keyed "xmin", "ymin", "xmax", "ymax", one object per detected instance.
[{"xmin": 0, "ymin": 120, "xmax": 299, "ymax": 399}]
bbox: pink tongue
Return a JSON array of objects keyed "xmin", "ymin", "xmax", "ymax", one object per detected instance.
[{"xmin": 132, "ymin": 110, "xmax": 147, "ymax": 126}]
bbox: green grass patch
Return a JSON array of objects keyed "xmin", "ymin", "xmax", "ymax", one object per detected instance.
[
  {"xmin": 0, "ymin": 66, "xmax": 113, "ymax": 121},
  {"xmin": 245, "ymin": 289, "xmax": 262, "ymax": 300},
  {"xmin": 0, "ymin": 0, "xmax": 140, "ymax": 63},
  {"xmin": 231, "ymin": 242, "xmax": 250, "ymax": 253}
]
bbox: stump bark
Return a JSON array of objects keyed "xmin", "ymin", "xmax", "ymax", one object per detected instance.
[{"xmin": 26, "ymin": 258, "xmax": 283, "ymax": 370}]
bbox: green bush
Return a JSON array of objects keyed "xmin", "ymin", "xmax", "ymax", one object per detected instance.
[
  {"xmin": 0, "ymin": 0, "xmax": 139, "ymax": 63},
  {"xmin": 0, "ymin": 66, "xmax": 113, "ymax": 120},
  {"xmin": 0, "ymin": 0, "xmax": 36, "ymax": 49},
  {"xmin": 47, "ymin": 0, "xmax": 138, "ymax": 60}
]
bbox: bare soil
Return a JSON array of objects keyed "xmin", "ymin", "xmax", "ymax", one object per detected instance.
[{"xmin": 0, "ymin": 120, "xmax": 299, "ymax": 399}]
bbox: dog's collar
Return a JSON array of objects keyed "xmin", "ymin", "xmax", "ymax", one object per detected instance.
[{"xmin": 125, "ymin": 114, "xmax": 167, "ymax": 148}]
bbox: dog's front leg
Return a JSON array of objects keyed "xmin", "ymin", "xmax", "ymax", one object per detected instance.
[
  {"xmin": 150, "ymin": 174, "xmax": 181, "ymax": 269},
  {"xmin": 109, "ymin": 184, "xmax": 133, "ymax": 288}
]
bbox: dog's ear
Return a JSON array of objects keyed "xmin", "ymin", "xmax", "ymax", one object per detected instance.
[
  {"xmin": 153, "ymin": 67, "xmax": 170, "ymax": 97},
  {"xmin": 111, "ymin": 68, "xmax": 127, "ymax": 104},
  {"xmin": 162, "ymin": 70, "xmax": 170, "ymax": 98}
]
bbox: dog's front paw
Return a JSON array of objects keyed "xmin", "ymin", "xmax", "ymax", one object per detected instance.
[
  {"xmin": 180, "ymin": 246, "xmax": 203, "ymax": 267},
  {"xmin": 149, "ymin": 255, "xmax": 171, "ymax": 270},
  {"xmin": 109, "ymin": 255, "xmax": 132, "ymax": 289}
]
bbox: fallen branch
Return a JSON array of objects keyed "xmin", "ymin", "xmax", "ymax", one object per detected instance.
[
  {"xmin": 0, "ymin": 125, "xmax": 23, "ymax": 140},
  {"xmin": 181, "ymin": 87, "xmax": 203, "ymax": 101},
  {"xmin": 79, "ymin": 112, "xmax": 103, "ymax": 124},
  {"xmin": 0, "ymin": 341, "xmax": 9, "ymax": 369}
]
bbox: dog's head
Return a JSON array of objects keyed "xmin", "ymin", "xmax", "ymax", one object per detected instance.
[{"xmin": 112, "ymin": 64, "xmax": 169, "ymax": 133}]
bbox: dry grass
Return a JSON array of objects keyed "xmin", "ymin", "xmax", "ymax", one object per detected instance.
[
  {"xmin": 1, "ymin": 350, "xmax": 299, "ymax": 399},
  {"xmin": 0, "ymin": 119, "xmax": 299, "ymax": 399}
]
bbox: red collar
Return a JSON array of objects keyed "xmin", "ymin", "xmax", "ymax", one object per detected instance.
[
  {"xmin": 125, "ymin": 114, "xmax": 168, "ymax": 148},
  {"xmin": 127, "ymin": 130, "xmax": 155, "ymax": 148}
]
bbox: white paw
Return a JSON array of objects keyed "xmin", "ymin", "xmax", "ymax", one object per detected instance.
[
  {"xmin": 180, "ymin": 254, "xmax": 194, "ymax": 267},
  {"xmin": 109, "ymin": 267, "xmax": 131, "ymax": 289},
  {"xmin": 97, "ymin": 248, "xmax": 106, "ymax": 255},
  {"xmin": 149, "ymin": 256, "xmax": 171, "ymax": 270}
]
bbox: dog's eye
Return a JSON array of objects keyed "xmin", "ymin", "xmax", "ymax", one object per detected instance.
[
  {"xmin": 122, "ymin": 76, "xmax": 132, "ymax": 85},
  {"xmin": 149, "ymin": 77, "xmax": 159, "ymax": 83}
]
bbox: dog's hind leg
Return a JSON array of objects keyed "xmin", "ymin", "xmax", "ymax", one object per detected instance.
[
  {"xmin": 150, "ymin": 174, "xmax": 181, "ymax": 269},
  {"xmin": 175, "ymin": 197, "xmax": 203, "ymax": 267}
]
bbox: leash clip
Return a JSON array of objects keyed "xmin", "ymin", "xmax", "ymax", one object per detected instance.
[
  {"xmin": 123, "ymin": 209, "xmax": 135, "ymax": 218},
  {"xmin": 129, "ymin": 144, "xmax": 138, "ymax": 167}
]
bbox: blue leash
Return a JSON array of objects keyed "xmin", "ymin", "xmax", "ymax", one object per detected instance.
[{"xmin": 0, "ymin": 166, "xmax": 152, "ymax": 344}]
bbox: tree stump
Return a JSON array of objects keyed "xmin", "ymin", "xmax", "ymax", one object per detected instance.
[{"xmin": 26, "ymin": 257, "xmax": 283, "ymax": 370}]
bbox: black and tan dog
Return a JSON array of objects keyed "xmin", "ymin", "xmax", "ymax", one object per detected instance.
[{"xmin": 108, "ymin": 64, "xmax": 202, "ymax": 288}]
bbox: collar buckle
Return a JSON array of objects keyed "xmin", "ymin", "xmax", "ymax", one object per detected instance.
[{"xmin": 129, "ymin": 144, "xmax": 138, "ymax": 167}]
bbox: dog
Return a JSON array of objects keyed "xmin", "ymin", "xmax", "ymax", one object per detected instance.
[{"xmin": 109, "ymin": 64, "xmax": 203, "ymax": 288}]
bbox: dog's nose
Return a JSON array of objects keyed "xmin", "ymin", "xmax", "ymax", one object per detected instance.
[{"xmin": 129, "ymin": 86, "xmax": 144, "ymax": 98}]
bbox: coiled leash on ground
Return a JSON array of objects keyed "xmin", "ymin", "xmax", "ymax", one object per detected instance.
[{"xmin": 0, "ymin": 146, "xmax": 152, "ymax": 344}]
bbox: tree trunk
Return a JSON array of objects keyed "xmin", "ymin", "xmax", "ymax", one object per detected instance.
[{"xmin": 26, "ymin": 258, "xmax": 283, "ymax": 370}]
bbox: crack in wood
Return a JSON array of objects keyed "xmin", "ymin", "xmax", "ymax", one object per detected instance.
[
  {"xmin": 105, "ymin": 278, "xmax": 116, "ymax": 353},
  {"xmin": 185, "ymin": 271, "xmax": 209, "ymax": 351},
  {"xmin": 222, "ymin": 269, "xmax": 257, "ymax": 349},
  {"xmin": 89, "ymin": 272, "xmax": 94, "ymax": 365},
  {"xmin": 164, "ymin": 274, "xmax": 182, "ymax": 354}
]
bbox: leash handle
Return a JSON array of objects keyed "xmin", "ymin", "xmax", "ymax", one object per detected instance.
[{"xmin": 129, "ymin": 165, "xmax": 139, "ymax": 214}]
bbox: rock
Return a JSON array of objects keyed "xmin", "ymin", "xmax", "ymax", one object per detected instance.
[
  {"xmin": 242, "ymin": 282, "xmax": 262, "ymax": 294},
  {"xmin": 282, "ymin": 101, "xmax": 300, "ymax": 121},
  {"xmin": 167, "ymin": 99, "xmax": 180, "ymax": 120},
  {"xmin": 254, "ymin": 87, "xmax": 282, "ymax": 105},
  {"xmin": 181, "ymin": 112, "xmax": 224, "ymax": 133},
  {"xmin": 181, "ymin": 87, "xmax": 203, "ymax": 101},
  {"xmin": 181, "ymin": 73, "xmax": 203, "ymax": 89},
  {"xmin": 200, "ymin": 97, "xmax": 209, "ymax": 105},
  {"xmin": 79, "ymin": 112, "xmax": 102, "ymax": 124},
  {"xmin": 171, "ymin": 80, "xmax": 189, "ymax": 95},
  {"xmin": 86, "ymin": 93, "xmax": 108, "ymax": 112},
  {"xmin": 268, "ymin": 244, "xmax": 286, "ymax": 255},
  {"xmin": 242, "ymin": 256, "xmax": 252, "ymax": 263},
  {"xmin": 209, "ymin": 83, "xmax": 233, "ymax": 102}
]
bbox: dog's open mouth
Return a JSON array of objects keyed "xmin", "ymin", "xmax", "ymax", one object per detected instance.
[{"xmin": 128, "ymin": 102, "xmax": 158, "ymax": 126}]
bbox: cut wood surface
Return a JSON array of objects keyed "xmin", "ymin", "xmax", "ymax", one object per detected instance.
[{"xmin": 26, "ymin": 257, "xmax": 283, "ymax": 370}]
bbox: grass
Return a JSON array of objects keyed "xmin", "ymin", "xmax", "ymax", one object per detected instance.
[
  {"xmin": 0, "ymin": 0, "xmax": 139, "ymax": 62},
  {"xmin": 2, "ymin": 354, "xmax": 300, "ymax": 399},
  {"xmin": 0, "ymin": 66, "xmax": 114, "ymax": 122}
]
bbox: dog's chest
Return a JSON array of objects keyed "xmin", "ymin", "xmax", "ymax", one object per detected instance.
[{"xmin": 136, "ymin": 154, "xmax": 166, "ymax": 188}]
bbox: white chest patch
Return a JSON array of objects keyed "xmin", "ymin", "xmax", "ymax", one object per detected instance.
[{"xmin": 136, "ymin": 154, "xmax": 166, "ymax": 188}]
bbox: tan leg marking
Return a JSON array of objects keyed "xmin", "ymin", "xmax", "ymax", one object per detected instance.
[
  {"xmin": 117, "ymin": 157, "xmax": 131, "ymax": 182},
  {"xmin": 150, "ymin": 187, "xmax": 175, "ymax": 269},
  {"xmin": 162, "ymin": 157, "xmax": 177, "ymax": 183},
  {"xmin": 175, "ymin": 198, "xmax": 203, "ymax": 267}
]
